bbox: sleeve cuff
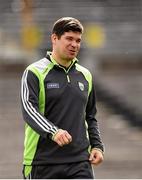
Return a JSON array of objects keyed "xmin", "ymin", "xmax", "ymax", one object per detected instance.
[
  {"xmin": 91, "ymin": 147, "xmax": 104, "ymax": 156},
  {"xmin": 51, "ymin": 129, "xmax": 60, "ymax": 141}
]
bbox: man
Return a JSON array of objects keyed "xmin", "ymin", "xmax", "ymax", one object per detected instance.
[{"xmin": 21, "ymin": 17, "xmax": 104, "ymax": 179}]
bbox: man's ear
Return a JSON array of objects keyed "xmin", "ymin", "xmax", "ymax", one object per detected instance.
[{"xmin": 51, "ymin": 33, "xmax": 57, "ymax": 45}]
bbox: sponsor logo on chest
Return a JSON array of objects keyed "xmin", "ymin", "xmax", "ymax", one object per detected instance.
[{"xmin": 47, "ymin": 83, "xmax": 59, "ymax": 89}]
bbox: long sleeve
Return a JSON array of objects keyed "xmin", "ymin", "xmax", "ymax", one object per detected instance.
[
  {"xmin": 21, "ymin": 69, "xmax": 59, "ymax": 138},
  {"xmin": 86, "ymin": 80, "xmax": 104, "ymax": 152}
]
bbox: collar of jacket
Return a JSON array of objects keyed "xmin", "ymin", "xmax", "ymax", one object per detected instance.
[{"xmin": 46, "ymin": 51, "xmax": 78, "ymax": 68}]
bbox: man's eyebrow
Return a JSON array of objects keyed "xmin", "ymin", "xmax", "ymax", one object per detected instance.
[{"xmin": 66, "ymin": 35, "xmax": 81, "ymax": 40}]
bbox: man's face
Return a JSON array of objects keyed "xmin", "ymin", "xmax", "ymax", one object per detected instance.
[{"xmin": 52, "ymin": 31, "xmax": 82, "ymax": 61}]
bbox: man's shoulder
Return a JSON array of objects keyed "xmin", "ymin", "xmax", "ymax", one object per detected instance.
[
  {"xmin": 75, "ymin": 63, "xmax": 93, "ymax": 93},
  {"xmin": 75, "ymin": 63, "xmax": 92, "ymax": 76},
  {"xmin": 27, "ymin": 57, "xmax": 52, "ymax": 73}
]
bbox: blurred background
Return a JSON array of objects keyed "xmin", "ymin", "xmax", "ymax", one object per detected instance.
[{"xmin": 0, "ymin": 0, "xmax": 142, "ymax": 178}]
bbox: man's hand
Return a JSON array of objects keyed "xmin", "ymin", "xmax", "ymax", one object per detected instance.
[
  {"xmin": 89, "ymin": 148, "xmax": 104, "ymax": 165},
  {"xmin": 52, "ymin": 129, "xmax": 72, "ymax": 147}
]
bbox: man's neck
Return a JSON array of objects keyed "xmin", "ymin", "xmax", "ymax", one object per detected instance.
[{"xmin": 51, "ymin": 52, "xmax": 72, "ymax": 68}]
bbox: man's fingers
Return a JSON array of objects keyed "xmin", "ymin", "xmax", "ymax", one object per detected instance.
[
  {"xmin": 56, "ymin": 139, "xmax": 63, "ymax": 147},
  {"xmin": 91, "ymin": 156, "xmax": 103, "ymax": 165},
  {"xmin": 90, "ymin": 155, "xmax": 100, "ymax": 164},
  {"xmin": 61, "ymin": 133, "xmax": 71, "ymax": 144},
  {"xmin": 53, "ymin": 129, "xmax": 72, "ymax": 146},
  {"xmin": 64, "ymin": 131, "xmax": 72, "ymax": 142},
  {"xmin": 89, "ymin": 153, "xmax": 94, "ymax": 161},
  {"xmin": 89, "ymin": 149, "xmax": 104, "ymax": 165}
]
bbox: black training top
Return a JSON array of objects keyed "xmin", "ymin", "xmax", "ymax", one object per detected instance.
[{"xmin": 21, "ymin": 52, "xmax": 104, "ymax": 165}]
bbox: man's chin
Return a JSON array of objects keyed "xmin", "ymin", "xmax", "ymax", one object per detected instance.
[
  {"xmin": 67, "ymin": 57, "xmax": 75, "ymax": 61},
  {"xmin": 64, "ymin": 52, "xmax": 77, "ymax": 61},
  {"xmin": 68, "ymin": 54, "xmax": 77, "ymax": 60}
]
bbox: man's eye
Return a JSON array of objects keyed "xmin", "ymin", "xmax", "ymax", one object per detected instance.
[
  {"xmin": 67, "ymin": 37, "xmax": 73, "ymax": 41},
  {"xmin": 77, "ymin": 39, "xmax": 81, "ymax": 43}
]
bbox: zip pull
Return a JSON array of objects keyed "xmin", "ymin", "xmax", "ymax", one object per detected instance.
[
  {"xmin": 57, "ymin": 65, "xmax": 71, "ymax": 83},
  {"xmin": 67, "ymin": 74, "xmax": 70, "ymax": 83}
]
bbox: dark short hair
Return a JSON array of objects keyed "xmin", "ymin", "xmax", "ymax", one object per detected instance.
[{"xmin": 52, "ymin": 17, "xmax": 84, "ymax": 38}]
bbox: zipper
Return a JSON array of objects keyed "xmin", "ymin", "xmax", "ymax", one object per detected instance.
[
  {"xmin": 50, "ymin": 54, "xmax": 77, "ymax": 83},
  {"xmin": 58, "ymin": 65, "xmax": 71, "ymax": 83},
  {"xmin": 66, "ymin": 74, "xmax": 70, "ymax": 83}
]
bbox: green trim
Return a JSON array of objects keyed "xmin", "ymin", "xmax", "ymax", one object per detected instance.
[
  {"xmin": 47, "ymin": 51, "xmax": 78, "ymax": 73},
  {"xmin": 27, "ymin": 62, "xmax": 54, "ymax": 114},
  {"xmin": 85, "ymin": 120, "xmax": 91, "ymax": 153},
  {"xmin": 23, "ymin": 124, "xmax": 40, "ymax": 165},
  {"xmin": 88, "ymin": 145, "xmax": 91, "ymax": 153},
  {"xmin": 47, "ymin": 51, "xmax": 77, "ymax": 83},
  {"xmin": 23, "ymin": 62, "xmax": 54, "ymax": 166},
  {"xmin": 24, "ymin": 165, "xmax": 32, "ymax": 178},
  {"xmin": 85, "ymin": 120, "xmax": 89, "ymax": 139},
  {"xmin": 75, "ymin": 63, "xmax": 92, "ymax": 95},
  {"xmin": 49, "ymin": 53, "xmax": 58, "ymax": 66},
  {"xmin": 66, "ymin": 59, "xmax": 77, "ymax": 73},
  {"xmin": 27, "ymin": 66, "xmax": 45, "ymax": 113},
  {"xmin": 75, "ymin": 64, "xmax": 93, "ymax": 154}
]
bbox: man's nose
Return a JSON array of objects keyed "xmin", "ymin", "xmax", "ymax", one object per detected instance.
[{"xmin": 71, "ymin": 40, "xmax": 77, "ymax": 47}]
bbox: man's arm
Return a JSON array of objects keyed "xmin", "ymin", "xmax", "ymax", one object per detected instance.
[
  {"xmin": 86, "ymin": 79, "xmax": 104, "ymax": 165},
  {"xmin": 21, "ymin": 69, "xmax": 72, "ymax": 145},
  {"xmin": 21, "ymin": 69, "xmax": 59, "ymax": 138}
]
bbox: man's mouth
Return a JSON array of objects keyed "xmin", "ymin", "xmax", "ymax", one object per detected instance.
[{"xmin": 69, "ymin": 50, "xmax": 76, "ymax": 53}]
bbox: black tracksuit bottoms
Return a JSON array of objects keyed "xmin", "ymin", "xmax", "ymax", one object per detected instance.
[{"xmin": 23, "ymin": 160, "xmax": 94, "ymax": 179}]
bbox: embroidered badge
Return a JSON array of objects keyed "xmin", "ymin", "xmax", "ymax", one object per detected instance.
[
  {"xmin": 78, "ymin": 82, "xmax": 84, "ymax": 91},
  {"xmin": 47, "ymin": 83, "xmax": 59, "ymax": 89}
]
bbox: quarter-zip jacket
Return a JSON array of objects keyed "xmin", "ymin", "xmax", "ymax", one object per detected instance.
[{"xmin": 21, "ymin": 52, "xmax": 104, "ymax": 165}]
